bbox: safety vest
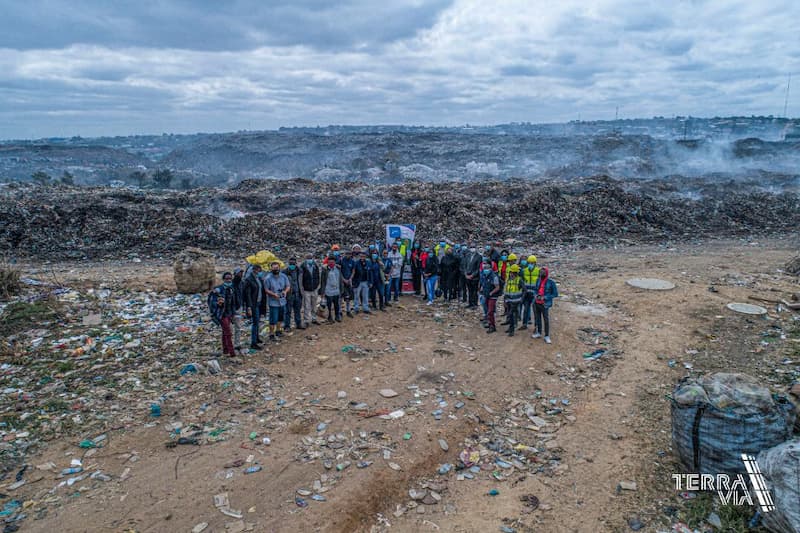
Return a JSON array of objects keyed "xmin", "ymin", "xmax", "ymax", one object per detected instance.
[
  {"xmin": 504, "ymin": 275, "xmax": 524, "ymax": 301},
  {"xmin": 434, "ymin": 244, "xmax": 451, "ymax": 257},
  {"xmin": 522, "ymin": 265, "xmax": 540, "ymax": 289},
  {"xmin": 399, "ymin": 242, "xmax": 407, "ymax": 260}
]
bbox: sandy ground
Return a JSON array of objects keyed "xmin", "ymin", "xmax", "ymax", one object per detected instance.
[{"xmin": 7, "ymin": 236, "xmax": 800, "ymax": 533}]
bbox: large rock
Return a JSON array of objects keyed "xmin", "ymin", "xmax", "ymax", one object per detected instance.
[{"xmin": 174, "ymin": 247, "xmax": 216, "ymax": 294}]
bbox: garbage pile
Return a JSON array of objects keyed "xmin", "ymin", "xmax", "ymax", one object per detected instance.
[
  {"xmin": 786, "ymin": 255, "xmax": 800, "ymax": 276},
  {"xmin": 671, "ymin": 373, "xmax": 796, "ymax": 475},
  {"xmin": 0, "ymin": 177, "xmax": 798, "ymax": 260}
]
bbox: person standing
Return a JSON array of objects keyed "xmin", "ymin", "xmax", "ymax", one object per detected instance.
[
  {"xmin": 264, "ymin": 262, "xmax": 290, "ymax": 342},
  {"xmin": 411, "ymin": 242, "xmax": 423, "ymax": 296},
  {"xmin": 353, "ymin": 251, "xmax": 372, "ymax": 314},
  {"xmin": 480, "ymin": 261, "xmax": 501, "ymax": 333},
  {"xmin": 242, "ymin": 264, "xmax": 264, "ymax": 350},
  {"xmin": 283, "ymin": 258, "xmax": 304, "ymax": 331},
  {"xmin": 300, "ymin": 253, "xmax": 321, "ymax": 327},
  {"xmin": 387, "ymin": 243, "xmax": 403, "ymax": 302},
  {"xmin": 532, "ymin": 267, "xmax": 558, "ymax": 344},
  {"xmin": 423, "ymin": 247, "xmax": 439, "ymax": 305},
  {"xmin": 465, "ymin": 246, "xmax": 481, "ymax": 308},
  {"xmin": 340, "ymin": 248, "xmax": 357, "ymax": 317},
  {"xmin": 209, "ymin": 272, "xmax": 239, "ymax": 357},
  {"xmin": 370, "ymin": 251, "xmax": 387, "ymax": 311},
  {"xmin": 520, "ymin": 255, "xmax": 540, "ymax": 331},
  {"xmin": 381, "ymin": 248, "xmax": 393, "ymax": 307},
  {"xmin": 440, "ymin": 247, "xmax": 460, "ymax": 300},
  {"xmin": 503, "ymin": 264, "xmax": 524, "ymax": 336},
  {"xmin": 231, "ymin": 268, "xmax": 245, "ymax": 354},
  {"xmin": 319, "ymin": 253, "xmax": 344, "ymax": 322}
]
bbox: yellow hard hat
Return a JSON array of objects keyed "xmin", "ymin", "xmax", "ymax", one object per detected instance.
[
  {"xmin": 507, "ymin": 253, "xmax": 517, "ymax": 261},
  {"xmin": 509, "ymin": 264, "xmax": 520, "ymax": 273},
  {"xmin": 527, "ymin": 255, "xmax": 537, "ymax": 263}
]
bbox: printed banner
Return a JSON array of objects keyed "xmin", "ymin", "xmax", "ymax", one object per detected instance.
[{"xmin": 385, "ymin": 224, "xmax": 416, "ymax": 294}]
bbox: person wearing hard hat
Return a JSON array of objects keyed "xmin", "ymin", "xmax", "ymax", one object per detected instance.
[
  {"xmin": 503, "ymin": 264, "xmax": 524, "ymax": 336},
  {"xmin": 520, "ymin": 255, "xmax": 540, "ymax": 331},
  {"xmin": 532, "ymin": 267, "xmax": 558, "ymax": 344}
]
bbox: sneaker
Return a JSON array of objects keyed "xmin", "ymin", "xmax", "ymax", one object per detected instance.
[
  {"xmin": 385, "ymin": 302, "xmax": 392, "ymax": 307},
  {"xmin": 250, "ymin": 344, "xmax": 262, "ymax": 350},
  {"xmin": 532, "ymin": 332, "xmax": 542, "ymax": 339},
  {"xmin": 519, "ymin": 325, "xmax": 528, "ymax": 330},
  {"xmin": 486, "ymin": 327, "xmax": 496, "ymax": 334},
  {"xmin": 426, "ymin": 301, "xmax": 433, "ymax": 306},
  {"xmin": 268, "ymin": 334, "xmax": 276, "ymax": 342},
  {"xmin": 507, "ymin": 331, "xmax": 515, "ymax": 337},
  {"xmin": 544, "ymin": 336, "xmax": 552, "ymax": 344},
  {"xmin": 347, "ymin": 311, "xmax": 354, "ymax": 318}
]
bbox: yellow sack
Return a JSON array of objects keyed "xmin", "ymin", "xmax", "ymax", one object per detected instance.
[{"xmin": 246, "ymin": 250, "xmax": 285, "ymax": 270}]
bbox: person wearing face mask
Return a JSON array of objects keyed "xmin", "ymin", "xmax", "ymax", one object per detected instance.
[
  {"xmin": 209, "ymin": 271, "xmax": 240, "ymax": 357},
  {"xmin": 231, "ymin": 268, "xmax": 245, "ymax": 354},
  {"xmin": 435, "ymin": 240, "xmax": 450, "ymax": 260},
  {"xmin": 319, "ymin": 253, "xmax": 344, "ymax": 322},
  {"xmin": 479, "ymin": 261, "xmax": 501, "ymax": 333},
  {"xmin": 423, "ymin": 246, "xmax": 440, "ymax": 305},
  {"xmin": 300, "ymin": 253, "xmax": 321, "ymax": 327},
  {"xmin": 520, "ymin": 255, "xmax": 540, "ymax": 331},
  {"xmin": 464, "ymin": 246, "xmax": 482, "ymax": 308},
  {"xmin": 380, "ymin": 249, "xmax": 393, "ymax": 307},
  {"xmin": 411, "ymin": 242, "xmax": 423, "ymax": 296},
  {"xmin": 283, "ymin": 258, "xmax": 304, "ymax": 332},
  {"xmin": 340, "ymin": 248, "xmax": 357, "ymax": 317},
  {"xmin": 457, "ymin": 243, "xmax": 469, "ymax": 303},
  {"xmin": 352, "ymin": 251, "xmax": 372, "ymax": 314},
  {"xmin": 440, "ymin": 247, "xmax": 460, "ymax": 301},
  {"xmin": 264, "ymin": 261, "xmax": 291, "ymax": 342},
  {"xmin": 387, "ymin": 243, "xmax": 403, "ymax": 302},
  {"xmin": 503, "ymin": 265, "xmax": 524, "ymax": 336},
  {"xmin": 241, "ymin": 264, "xmax": 264, "ymax": 351},
  {"xmin": 532, "ymin": 266, "xmax": 558, "ymax": 344},
  {"xmin": 369, "ymin": 251, "xmax": 387, "ymax": 311}
]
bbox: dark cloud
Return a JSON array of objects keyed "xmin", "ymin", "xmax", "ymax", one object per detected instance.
[{"xmin": 0, "ymin": 0, "xmax": 454, "ymax": 51}]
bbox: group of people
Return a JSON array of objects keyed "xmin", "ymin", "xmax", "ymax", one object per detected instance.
[
  {"xmin": 409, "ymin": 241, "xmax": 558, "ymax": 340},
  {"xmin": 208, "ymin": 239, "xmax": 558, "ymax": 357}
]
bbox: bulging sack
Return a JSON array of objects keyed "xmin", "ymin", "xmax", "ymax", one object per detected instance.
[{"xmin": 671, "ymin": 373, "xmax": 795, "ymax": 475}]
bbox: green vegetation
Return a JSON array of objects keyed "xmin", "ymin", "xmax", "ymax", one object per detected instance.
[{"xmin": 0, "ymin": 299, "xmax": 61, "ymax": 336}]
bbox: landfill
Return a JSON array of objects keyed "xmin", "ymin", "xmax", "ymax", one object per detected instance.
[{"xmin": 1, "ymin": 177, "xmax": 799, "ymax": 259}]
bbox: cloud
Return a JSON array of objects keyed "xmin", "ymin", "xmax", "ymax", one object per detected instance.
[{"xmin": 1, "ymin": 0, "xmax": 799, "ymax": 138}]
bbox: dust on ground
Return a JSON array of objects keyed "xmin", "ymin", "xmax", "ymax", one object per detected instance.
[{"xmin": 1, "ymin": 236, "xmax": 798, "ymax": 533}]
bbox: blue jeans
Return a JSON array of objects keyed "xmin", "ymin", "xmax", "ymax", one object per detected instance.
[
  {"xmin": 522, "ymin": 293, "xmax": 533, "ymax": 325},
  {"xmin": 426, "ymin": 275, "xmax": 438, "ymax": 303},
  {"xmin": 389, "ymin": 277, "xmax": 400, "ymax": 300},
  {"xmin": 354, "ymin": 281, "xmax": 370, "ymax": 312},
  {"xmin": 250, "ymin": 306, "xmax": 260, "ymax": 346},
  {"xmin": 284, "ymin": 294, "xmax": 302, "ymax": 328}
]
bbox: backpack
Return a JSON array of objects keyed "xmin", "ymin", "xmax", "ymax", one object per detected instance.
[{"xmin": 207, "ymin": 288, "xmax": 223, "ymax": 326}]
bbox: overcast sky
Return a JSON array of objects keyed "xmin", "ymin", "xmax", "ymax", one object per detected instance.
[{"xmin": 1, "ymin": 0, "xmax": 798, "ymax": 139}]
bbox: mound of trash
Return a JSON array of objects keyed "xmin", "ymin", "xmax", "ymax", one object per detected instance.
[
  {"xmin": 0, "ymin": 177, "xmax": 798, "ymax": 260},
  {"xmin": 786, "ymin": 255, "xmax": 800, "ymax": 276}
]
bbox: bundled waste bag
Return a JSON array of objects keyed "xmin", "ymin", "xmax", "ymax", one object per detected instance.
[
  {"xmin": 758, "ymin": 439, "xmax": 800, "ymax": 533},
  {"xmin": 173, "ymin": 247, "xmax": 215, "ymax": 294},
  {"xmin": 245, "ymin": 250, "xmax": 285, "ymax": 270},
  {"xmin": 671, "ymin": 373, "xmax": 795, "ymax": 475}
]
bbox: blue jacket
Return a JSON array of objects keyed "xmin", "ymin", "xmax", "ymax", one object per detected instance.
[
  {"xmin": 534, "ymin": 278, "xmax": 559, "ymax": 308},
  {"xmin": 340, "ymin": 257, "xmax": 356, "ymax": 280},
  {"xmin": 369, "ymin": 260, "xmax": 384, "ymax": 286},
  {"xmin": 353, "ymin": 259, "xmax": 372, "ymax": 285},
  {"xmin": 382, "ymin": 257, "xmax": 393, "ymax": 276}
]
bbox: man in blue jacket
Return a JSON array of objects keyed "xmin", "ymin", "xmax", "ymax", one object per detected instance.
[
  {"xmin": 532, "ymin": 267, "xmax": 559, "ymax": 344},
  {"xmin": 340, "ymin": 248, "xmax": 357, "ymax": 318},
  {"xmin": 352, "ymin": 251, "xmax": 372, "ymax": 314}
]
